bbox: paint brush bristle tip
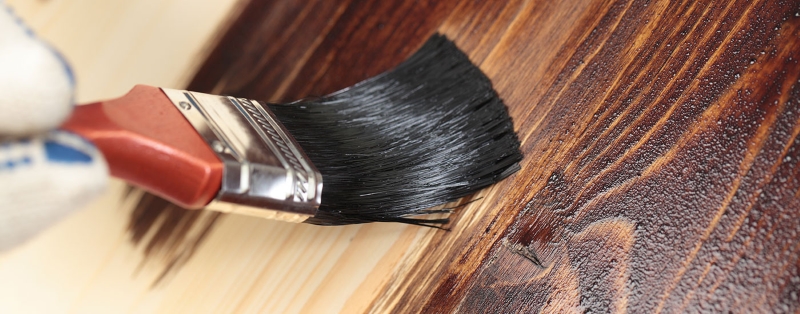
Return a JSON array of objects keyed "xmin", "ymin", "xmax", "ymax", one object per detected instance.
[{"xmin": 268, "ymin": 34, "xmax": 523, "ymax": 225}]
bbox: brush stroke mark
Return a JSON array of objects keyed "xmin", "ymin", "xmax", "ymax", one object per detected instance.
[
  {"xmin": 124, "ymin": 33, "xmax": 522, "ymax": 281},
  {"xmin": 121, "ymin": 0, "xmax": 349, "ymax": 281},
  {"xmin": 124, "ymin": 0, "xmax": 493, "ymax": 280},
  {"xmin": 125, "ymin": 188, "xmax": 222, "ymax": 285}
]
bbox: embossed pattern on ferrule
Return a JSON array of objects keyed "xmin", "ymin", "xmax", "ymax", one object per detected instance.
[
  {"xmin": 160, "ymin": 88, "xmax": 323, "ymax": 221},
  {"xmin": 228, "ymin": 97, "xmax": 315, "ymax": 203}
]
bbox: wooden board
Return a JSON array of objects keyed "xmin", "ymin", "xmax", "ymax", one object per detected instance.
[
  {"xmin": 2, "ymin": 0, "xmax": 799, "ymax": 313},
  {"xmin": 1, "ymin": 2, "xmax": 435, "ymax": 313},
  {"xmin": 188, "ymin": 0, "xmax": 800, "ymax": 312}
]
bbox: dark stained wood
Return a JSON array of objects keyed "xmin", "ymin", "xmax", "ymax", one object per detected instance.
[{"xmin": 150, "ymin": 0, "xmax": 800, "ymax": 311}]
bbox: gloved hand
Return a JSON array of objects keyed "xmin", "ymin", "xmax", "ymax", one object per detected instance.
[{"xmin": 0, "ymin": 5, "xmax": 108, "ymax": 251}]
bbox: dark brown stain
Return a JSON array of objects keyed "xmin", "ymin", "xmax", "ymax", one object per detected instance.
[
  {"xmin": 398, "ymin": 0, "xmax": 800, "ymax": 312},
  {"xmin": 127, "ymin": 0, "xmax": 800, "ymax": 311},
  {"xmin": 126, "ymin": 0, "xmax": 460, "ymax": 281},
  {"xmin": 126, "ymin": 189, "xmax": 221, "ymax": 285}
]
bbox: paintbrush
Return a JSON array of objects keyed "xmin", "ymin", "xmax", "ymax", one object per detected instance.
[{"xmin": 60, "ymin": 34, "xmax": 522, "ymax": 226}]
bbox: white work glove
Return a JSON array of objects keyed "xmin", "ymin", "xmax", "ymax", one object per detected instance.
[{"xmin": 0, "ymin": 4, "xmax": 108, "ymax": 251}]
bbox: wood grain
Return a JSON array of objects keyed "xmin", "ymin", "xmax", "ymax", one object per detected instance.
[
  {"xmin": 186, "ymin": 0, "xmax": 799, "ymax": 311},
  {"xmin": 3, "ymin": 0, "xmax": 799, "ymax": 312},
  {"xmin": 394, "ymin": 0, "xmax": 800, "ymax": 312}
]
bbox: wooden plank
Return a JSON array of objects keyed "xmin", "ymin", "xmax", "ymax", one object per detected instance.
[
  {"xmin": 3, "ymin": 0, "xmax": 798, "ymax": 312},
  {"xmin": 191, "ymin": 0, "xmax": 799, "ymax": 312},
  {"xmin": 384, "ymin": 0, "xmax": 800, "ymax": 312},
  {"xmin": 0, "ymin": 2, "xmax": 440, "ymax": 313}
]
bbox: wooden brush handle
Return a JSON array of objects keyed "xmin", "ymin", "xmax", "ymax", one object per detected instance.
[{"xmin": 60, "ymin": 85, "xmax": 223, "ymax": 209}]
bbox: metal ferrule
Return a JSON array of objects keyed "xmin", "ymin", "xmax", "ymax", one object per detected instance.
[{"xmin": 161, "ymin": 88, "xmax": 323, "ymax": 223}]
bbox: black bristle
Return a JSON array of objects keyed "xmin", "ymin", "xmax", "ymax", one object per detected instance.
[{"xmin": 267, "ymin": 34, "xmax": 523, "ymax": 225}]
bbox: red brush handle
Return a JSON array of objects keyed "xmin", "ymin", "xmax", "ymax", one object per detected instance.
[{"xmin": 60, "ymin": 85, "xmax": 223, "ymax": 209}]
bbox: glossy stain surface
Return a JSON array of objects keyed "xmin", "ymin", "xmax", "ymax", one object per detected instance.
[
  {"xmin": 129, "ymin": 0, "xmax": 800, "ymax": 312},
  {"xmin": 61, "ymin": 85, "xmax": 223, "ymax": 209}
]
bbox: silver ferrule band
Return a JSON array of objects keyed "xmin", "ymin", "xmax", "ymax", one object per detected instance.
[{"xmin": 161, "ymin": 88, "xmax": 323, "ymax": 222}]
